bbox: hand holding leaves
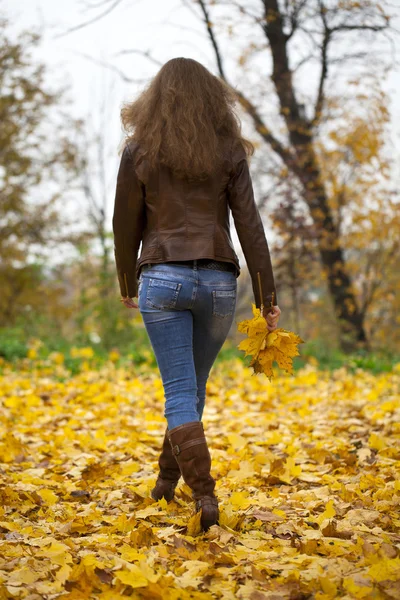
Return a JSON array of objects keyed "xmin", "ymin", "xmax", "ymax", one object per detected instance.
[{"xmin": 237, "ymin": 303, "xmax": 304, "ymax": 381}]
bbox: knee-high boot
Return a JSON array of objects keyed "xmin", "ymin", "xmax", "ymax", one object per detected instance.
[
  {"xmin": 167, "ymin": 420, "xmax": 219, "ymax": 531},
  {"xmin": 151, "ymin": 426, "xmax": 181, "ymax": 502}
]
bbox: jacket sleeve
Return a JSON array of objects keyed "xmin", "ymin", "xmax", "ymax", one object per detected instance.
[
  {"xmin": 112, "ymin": 144, "xmax": 145, "ymax": 298},
  {"xmin": 227, "ymin": 141, "xmax": 278, "ymax": 309}
]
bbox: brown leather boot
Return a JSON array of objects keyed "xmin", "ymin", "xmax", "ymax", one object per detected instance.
[
  {"xmin": 167, "ymin": 420, "xmax": 219, "ymax": 532},
  {"xmin": 151, "ymin": 427, "xmax": 181, "ymax": 502}
]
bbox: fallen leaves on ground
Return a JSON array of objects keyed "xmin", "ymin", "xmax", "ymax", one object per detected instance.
[
  {"xmin": 0, "ymin": 355, "xmax": 399, "ymax": 599},
  {"xmin": 237, "ymin": 303, "xmax": 304, "ymax": 379}
]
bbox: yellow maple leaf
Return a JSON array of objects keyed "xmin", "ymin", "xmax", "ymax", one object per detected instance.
[
  {"xmin": 186, "ymin": 508, "xmax": 203, "ymax": 536},
  {"xmin": 368, "ymin": 557, "xmax": 400, "ymax": 582},
  {"xmin": 237, "ymin": 303, "xmax": 304, "ymax": 379},
  {"xmin": 315, "ymin": 498, "xmax": 336, "ymax": 526},
  {"xmin": 114, "ymin": 566, "xmax": 148, "ymax": 588}
]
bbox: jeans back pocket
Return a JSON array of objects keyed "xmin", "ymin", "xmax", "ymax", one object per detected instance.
[
  {"xmin": 145, "ymin": 277, "xmax": 182, "ymax": 310},
  {"xmin": 212, "ymin": 288, "xmax": 236, "ymax": 318}
]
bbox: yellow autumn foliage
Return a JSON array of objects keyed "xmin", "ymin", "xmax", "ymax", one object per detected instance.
[
  {"xmin": 1, "ymin": 354, "xmax": 399, "ymax": 598},
  {"xmin": 237, "ymin": 302, "xmax": 304, "ymax": 379}
]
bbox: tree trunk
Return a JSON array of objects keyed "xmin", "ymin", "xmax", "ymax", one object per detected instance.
[
  {"xmin": 262, "ymin": 0, "xmax": 368, "ymax": 351},
  {"xmin": 296, "ymin": 147, "xmax": 369, "ymax": 351}
]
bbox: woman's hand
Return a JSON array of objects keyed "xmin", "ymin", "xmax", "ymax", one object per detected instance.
[
  {"xmin": 120, "ymin": 296, "xmax": 138, "ymax": 309},
  {"xmin": 262, "ymin": 304, "xmax": 281, "ymax": 332}
]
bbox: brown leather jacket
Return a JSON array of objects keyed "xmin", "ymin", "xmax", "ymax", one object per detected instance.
[{"xmin": 112, "ymin": 137, "xmax": 278, "ymax": 309}]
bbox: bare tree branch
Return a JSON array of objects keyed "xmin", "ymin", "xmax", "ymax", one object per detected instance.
[
  {"xmin": 80, "ymin": 0, "xmax": 119, "ymax": 10},
  {"xmin": 286, "ymin": 0, "xmax": 309, "ymax": 40},
  {"xmin": 196, "ymin": 0, "xmax": 297, "ymax": 172},
  {"xmin": 218, "ymin": 1, "xmax": 264, "ymax": 25},
  {"xmin": 113, "ymin": 48, "xmax": 163, "ymax": 68},
  {"xmin": 312, "ymin": 0, "xmax": 331, "ymax": 128},
  {"xmin": 52, "ymin": 0, "xmax": 125, "ymax": 39},
  {"xmin": 331, "ymin": 24, "xmax": 389, "ymax": 33},
  {"xmin": 197, "ymin": 0, "xmax": 227, "ymax": 80},
  {"xmin": 292, "ymin": 51, "xmax": 317, "ymax": 72},
  {"xmin": 234, "ymin": 89, "xmax": 299, "ymax": 172},
  {"xmin": 66, "ymin": 50, "xmax": 150, "ymax": 84}
]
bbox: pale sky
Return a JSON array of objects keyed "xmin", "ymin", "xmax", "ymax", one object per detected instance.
[{"xmin": 4, "ymin": 0, "xmax": 400, "ymax": 264}]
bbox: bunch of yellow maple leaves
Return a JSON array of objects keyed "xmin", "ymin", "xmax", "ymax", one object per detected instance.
[{"xmin": 237, "ymin": 302, "xmax": 304, "ymax": 380}]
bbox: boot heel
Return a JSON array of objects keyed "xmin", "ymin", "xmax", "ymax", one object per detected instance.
[{"xmin": 196, "ymin": 496, "xmax": 219, "ymax": 531}]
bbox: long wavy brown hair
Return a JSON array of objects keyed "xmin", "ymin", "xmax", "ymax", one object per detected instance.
[{"xmin": 120, "ymin": 57, "xmax": 254, "ymax": 181}]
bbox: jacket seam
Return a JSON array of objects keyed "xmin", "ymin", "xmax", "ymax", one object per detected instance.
[
  {"xmin": 156, "ymin": 169, "xmax": 162, "ymax": 259},
  {"xmin": 213, "ymin": 209, "xmax": 216, "ymax": 255},
  {"xmin": 185, "ymin": 188, "xmax": 188, "ymax": 240},
  {"xmin": 122, "ymin": 145, "xmax": 134, "ymax": 297},
  {"xmin": 229, "ymin": 137, "xmax": 236, "ymax": 175}
]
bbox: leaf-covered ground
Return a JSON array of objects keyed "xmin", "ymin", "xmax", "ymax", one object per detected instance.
[{"xmin": 0, "ymin": 356, "xmax": 399, "ymax": 599}]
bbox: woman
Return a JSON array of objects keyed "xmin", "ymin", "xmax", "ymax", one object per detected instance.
[{"xmin": 112, "ymin": 57, "xmax": 281, "ymax": 532}]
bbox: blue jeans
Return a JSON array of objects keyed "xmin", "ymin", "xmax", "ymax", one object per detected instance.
[{"xmin": 138, "ymin": 261, "xmax": 237, "ymax": 430}]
